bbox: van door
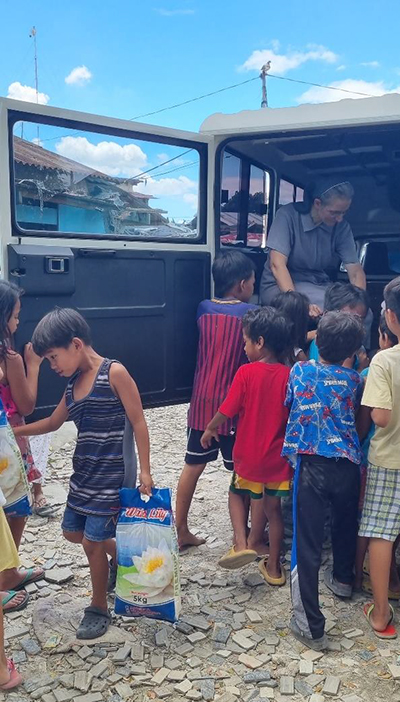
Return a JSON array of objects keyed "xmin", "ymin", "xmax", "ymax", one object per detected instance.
[{"xmin": 1, "ymin": 100, "xmax": 212, "ymax": 417}]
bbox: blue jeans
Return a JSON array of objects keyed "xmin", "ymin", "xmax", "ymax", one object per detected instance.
[{"xmin": 62, "ymin": 505, "xmax": 117, "ymax": 543}]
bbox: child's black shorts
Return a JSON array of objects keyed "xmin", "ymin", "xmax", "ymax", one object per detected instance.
[{"xmin": 185, "ymin": 428, "xmax": 234, "ymax": 471}]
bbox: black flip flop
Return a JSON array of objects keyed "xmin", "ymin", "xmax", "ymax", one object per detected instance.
[{"xmin": 76, "ymin": 606, "xmax": 111, "ymax": 640}]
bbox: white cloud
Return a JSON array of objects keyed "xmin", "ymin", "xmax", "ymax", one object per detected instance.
[
  {"xmin": 7, "ymin": 81, "xmax": 49, "ymax": 105},
  {"xmin": 336, "ymin": 64, "xmax": 346, "ymax": 71},
  {"xmin": 183, "ymin": 193, "xmax": 198, "ymax": 209},
  {"xmin": 155, "ymin": 8, "xmax": 195, "ymax": 15},
  {"xmin": 55, "ymin": 136, "xmax": 148, "ymax": 177},
  {"xmin": 360, "ymin": 61, "xmax": 380, "ymax": 69},
  {"xmin": 65, "ymin": 65, "xmax": 92, "ymax": 86},
  {"xmin": 31, "ymin": 137, "xmax": 43, "ymax": 147},
  {"xmin": 133, "ymin": 174, "xmax": 197, "ymax": 198},
  {"xmin": 297, "ymin": 79, "xmax": 400, "ymax": 104},
  {"xmin": 239, "ymin": 44, "xmax": 338, "ymax": 75}
]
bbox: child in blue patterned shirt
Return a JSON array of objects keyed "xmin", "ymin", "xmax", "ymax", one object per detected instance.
[{"xmin": 283, "ymin": 311, "xmax": 364, "ymax": 650}]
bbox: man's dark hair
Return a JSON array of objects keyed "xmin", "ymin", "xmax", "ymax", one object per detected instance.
[
  {"xmin": 324, "ymin": 282, "xmax": 369, "ymax": 313},
  {"xmin": 379, "ymin": 311, "xmax": 398, "ymax": 346},
  {"xmin": 384, "ymin": 276, "xmax": 400, "ymax": 320},
  {"xmin": 316, "ymin": 311, "xmax": 364, "ymax": 364},
  {"xmin": 242, "ymin": 306, "xmax": 292, "ymax": 362},
  {"xmin": 212, "ymin": 250, "xmax": 255, "ymax": 297},
  {"xmin": 32, "ymin": 308, "xmax": 92, "ymax": 356}
]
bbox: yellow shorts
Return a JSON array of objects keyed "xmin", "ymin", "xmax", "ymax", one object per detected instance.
[
  {"xmin": 230, "ymin": 472, "xmax": 291, "ymax": 499},
  {"xmin": 0, "ymin": 507, "xmax": 19, "ymax": 572}
]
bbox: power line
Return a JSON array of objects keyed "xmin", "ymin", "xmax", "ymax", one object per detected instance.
[
  {"xmin": 268, "ymin": 73, "xmax": 373, "ymax": 98},
  {"xmin": 129, "ymin": 77, "xmax": 260, "ymax": 120},
  {"xmin": 127, "ymin": 148, "xmax": 193, "ymax": 180}
]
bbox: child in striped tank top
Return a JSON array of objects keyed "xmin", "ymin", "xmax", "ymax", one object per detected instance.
[{"xmin": 14, "ymin": 308, "xmax": 153, "ymax": 640}]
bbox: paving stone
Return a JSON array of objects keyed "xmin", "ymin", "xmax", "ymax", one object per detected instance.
[
  {"xmin": 90, "ymin": 659, "xmax": 110, "ymax": 678},
  {"xmin": 175, "ymin": 642, "xmax": 194, "ymax": 656},
  {"xmin": 243, "ymin": 573, "xmax": 265, "ymax": 587},
  {"xmin": 24, "ymin": 674, "xmax": 55, "ymax": 693},
  {"xmin": 20, "ymin": 637, "xmax": 41, "ymax": 655},
  {"xmin": 259, "ymin": 689, "xmax": 274, "ymax": 699},
  {"xmin": 238, "ymin": 653, "xmax": 263, "ymax": 669},
  {"xmin": 200, "ymin": 678, "xmax": 215, "ymax": 701},
  {"xmin": 91, "ymin": 680, "xmax": 108, "ymax": 693},
  {"xmin": 232, "ymin": 633, "xmax": 256, "ymax": 651},
  {"xmin": 341, "ymin": 696, "xmax": 362, "ymax": 702},
  {"xmin": 155, "ymin": 629, "xmax": 170, "ymax": 647},
  {"xmin": 264, "ymin": 633, "xmax": 279, "ymax": 646},
  {"xmin": 299, "ymin": 660, "xmax": 313, "ymax": 675},
  {"xmin": 186, "ymin": 691, "xmax": 203, "ymax": 701},
  {"xmin": 389, "ymin": 665, "xmax": 400, "ymax": 680},
  {"xmin": 243, "ymin": 671, "xmax": 271, "ymax": 683},
  {"xmin": 357, "ymin": 650, "xmax": 376, "ymax": 662},
  {"xmin": 44, "ymin": 567, "xmax": 74, "ymax": 584},
  {"xmin": 245, "ymin": 610, "xmax": 263, "ymax": 624},
  {"xmin": 54, "ymin": 690, "xmax": 76, "ymax": 702},
  {"xmin": 131, "ymin": 643, "xmax": 145, "ymax": 661},
  {"xmin": 167, "ymin": 669, "xmax": 187, "ymax": 682},
  {"xmin": 12, "ymin": 650, "xmax": 27, "ymax": 664},
  {"xmin": 215, "ymin": 649, "xmax": 233, "ymax": 659},
  {"xmin": 114, "ymin": 682, "xmax": 133, "ymax": 699},
  {"xmin": 295, "ymin": 679, "xmax": 313, "ymax": 697},
  {"xmin": 340, "ymin": 638, "xmax": 355, "ymax": 650},
  {"xmin": 181, "ymin": 615, "xmax": 212, "ymax": 632},
  {"xmin": 130, "ymin": 663, "xmax": 146, "ymax": 675},
  {"xmin": 175, "ymin": 621, "xmax": 194, "ymax": 635},
  {"xmin": 31, "ymin": 686, "xmax": 52, "ymax": 700},
  {"xmin": 342, "ymin": 628, "xmax": 363, "ymax": 639},
  {"xmin": 309, "ymin": 696, "xmax": 325, "ymax": 702},
  {"xmin": 322, "ymin": 676, "xmax": 341, "ymax": 696},
  {"xmin": 188, "ymin": 656, "xmax": 202, "ymax": 668},
  {"xmin": 327, "ymin": 640, "xmax": 342, "ymax": 652},
  {"xmin": 150, "ymin": 652, "xmax": 164, "ymax": 669},
  {"xmin": 151, "ymin": 667, "xmax": 170, "ymax": 685},
  {"xmin": 42, "ymin": 695, "xmax": 57, "ymax": 702},
  {"xmin": 280, "ymin": 677, "xmax": 295, "ymax": 695},
  {"xmin": 107, "ymin": 674, "xmax": 123, "ymax": 684},
  {"xmin": 112, "ymin": 644, "xmax": 132, "ymax": 662},
  {"xmin": 74, "ymin": 671, "xmax": 92, "ymax": 693},
  {"xmin": 165, "ymin": 657, "xmax": 182, "ymax": 670},
  {"xmin": 77, "ymin": 646, "xmax": 92, "ymax": 660},
  {"xmin": 174, "ymin": 679, "xmax": 192, "ymax": 694},
  {"xmin": 300, "ymin": 650, "xmax": 324, "ymax": 662},
  {"xmin": 188, "ymin": 631, "xmax": 207, "ymax": 644},
  {"xmin": 212, "ymin": 623, "xmax": 232, "ymax": 645}
]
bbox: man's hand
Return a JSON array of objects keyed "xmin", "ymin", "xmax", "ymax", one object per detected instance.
[
  {"xmin": 201, "ymin": 428, "xmax": 219, "ymax": 449},
  {"xmin": 309, "ymin": 303, "xmax": 323, "ymax": 318},
  {"xmin": 139, "ymin": 472, "xmax": 154, "ymax": 497}
]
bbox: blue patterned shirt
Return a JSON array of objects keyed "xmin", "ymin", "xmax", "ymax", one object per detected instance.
[{"xmin": 283, "ymin": 360, "xmax": 363, "ymax": 465}]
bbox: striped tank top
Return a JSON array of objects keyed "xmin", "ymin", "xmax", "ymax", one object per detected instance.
[{"xmin": 66, "ymin": 358, "xmax": 137, "ymax": 516}]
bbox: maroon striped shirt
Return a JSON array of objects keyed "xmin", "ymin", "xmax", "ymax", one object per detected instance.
[{"xmin": 187, "ymin": 298, "xmax": 256, "ymax": 434}]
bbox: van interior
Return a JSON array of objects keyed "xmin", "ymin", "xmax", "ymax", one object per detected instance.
[{"xmin": 218, "ymin": 123, "xmax": 400, "ymax": 343}]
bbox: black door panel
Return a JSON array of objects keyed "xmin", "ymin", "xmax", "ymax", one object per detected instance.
[{"xmin": 8, "ymin": 244, "xmax": 210, "ymax": 418}]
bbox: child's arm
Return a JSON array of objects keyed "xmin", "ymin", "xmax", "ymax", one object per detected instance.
[
  {"xmin": 356, "ymin": 404, "xmax": 372, "ymax": 440},
  {"xmin": 109, "ymin": 365, "xmax": 153, "ymax": 496},
  {"xmin": 371, "ymin": 407, "xmax": 392, "ymax": 427},
  {"xmin": 201, "ymin": 411, "xmax": 229, "ymax": 447},
  {"xmin": 13, "ymin": 395, "xmax": 68, "ymax": 437},
  {"xmin": 6, "ymin": 344, "xmax": 42, "ymax": 416}
]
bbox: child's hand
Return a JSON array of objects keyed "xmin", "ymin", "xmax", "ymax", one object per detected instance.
[
  {"xmin": 24, "ymin": 343, "xmax": 43, "ymax": 367},
  {"xmin": 201, "ymin": 428, "xmax": 219, "ymax": 449},
  {"xmin": 357, "ymin": 347, "xmax": 370, "ymax": 372},
  {"xmin": 139, "ymin": 472, "xmax": 154, "ymax": 497}
]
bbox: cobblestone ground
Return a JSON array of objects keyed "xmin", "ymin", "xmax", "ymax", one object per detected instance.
[{"xmin": 3, "ymin": 404, "xmax": 400, "ymax": 702}]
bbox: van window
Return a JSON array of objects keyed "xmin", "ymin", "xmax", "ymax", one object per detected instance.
[
  {"xmin": 279, "ymin": 179, "xmax": 304, "ymax": 207},
  {"xmin": 220, "ymin": 150, "xmax": 271, "ymax": 248},
  {"xmin": 220, "ymin": 152, "xmax": 241, "ymax": 245},
  {"xmin": 12, "ymin": 119, "xmax": 204, "ymax": 242}
]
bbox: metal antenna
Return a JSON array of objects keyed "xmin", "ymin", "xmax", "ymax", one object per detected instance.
[
  {"xmin": 260, "ymin": 61, "xmax": 271, "ymax": 108},
  {"xmin": 29, "ymin": 26, "xmax": 40, "ymax": 143}
]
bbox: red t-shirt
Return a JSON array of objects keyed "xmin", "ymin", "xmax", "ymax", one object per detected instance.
[{"xmin": 219, "ymin": 362, "xmax": 291, "ymax": 483}]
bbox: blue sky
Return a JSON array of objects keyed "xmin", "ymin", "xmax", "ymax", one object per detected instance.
[{"xmin": 2, "ymin": 0, "xmax": 400, "ymax": 220}]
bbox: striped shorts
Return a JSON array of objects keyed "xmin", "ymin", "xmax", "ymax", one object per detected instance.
[{"xmin": 359, "ymin": 463, "xmax": 400, "ymax": 541}]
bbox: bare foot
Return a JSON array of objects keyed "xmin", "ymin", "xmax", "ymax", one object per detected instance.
[
  {"xmin": 178, "ymin": 530, "xmax": 206, "ymax": 551},
  {"xmin": 248, "ymin": 540, "xmax": 270, "ymax": 557}
]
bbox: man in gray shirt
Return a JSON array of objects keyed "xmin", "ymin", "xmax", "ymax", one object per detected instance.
[{"xmin": 260, "ymin": 181, "xmax": 366, "ymax": 314}]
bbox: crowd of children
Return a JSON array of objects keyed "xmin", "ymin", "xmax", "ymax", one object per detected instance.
[{"xmin": 1, "ymin": 249, "xmax": 400, "ymax": 686}]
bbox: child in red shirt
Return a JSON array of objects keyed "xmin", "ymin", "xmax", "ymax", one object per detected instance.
[{"xmin": 201, "ymin": 307, "xmax": 292, "ymax": 584}]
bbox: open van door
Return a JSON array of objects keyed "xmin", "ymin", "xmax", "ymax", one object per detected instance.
[{"xmin": 0, "ymin": 99, "xmax": 213, "ymax": 417}]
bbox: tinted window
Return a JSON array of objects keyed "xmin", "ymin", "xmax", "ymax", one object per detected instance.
[
  {"xmin": 13, "ymin": 121, "xmax": 202, "ymax": 241},
  {"xmin": 247, "ymin": 165, "xmax": 269, "ymax": 247},
  {"xmin": 220, "ymin": 152, "xmax": 241, "ymax": 245}
]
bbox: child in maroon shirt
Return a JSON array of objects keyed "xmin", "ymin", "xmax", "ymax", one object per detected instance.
[{"xmin": 201, "ymin": 307, "xmax": 292, "ymax": 584}]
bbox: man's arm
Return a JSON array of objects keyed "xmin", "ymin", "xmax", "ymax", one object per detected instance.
[
  {"xmin": 110, "ymin": 364, "xmax": 152, "ymax": 495},
  {"xmin": 13, "ymin": 395, "xmax": 68, "ymax": 436},
  {"xmin": 346, "ymin": 262, "xmax": 366, "ymax": 290}
]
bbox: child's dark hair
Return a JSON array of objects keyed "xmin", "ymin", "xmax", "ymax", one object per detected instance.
[
  {"xmin": 324, "ymin": 282, "xmax": 369, "ymax": 314},
  {"xmin": 384, "ymin": 276, "xmax": 400, "ymax": 320},
  {"xmin": 379, "ymin": 312, "xmax": 398, "ymax": 346},
  {"xmin": 0, "ymin": 280, "xmax": 23, "ymax": 360},
  {"xmin": 316, "ymin": 311, "xmax": 364, "ymax": 364},
  {"xmin": 32, "ymin": 308, "xmax": 92, "ymax": 356},
  {"xmin": 212, "ymin": 250, "xmax": 255, "ymax": 297},
  {"xmin": 242, "ymin": 306, "xmax": 293, "ymax": 362},
  {"xmin": 271, "ymin": 291, "xmax": 310, "ymax": 353}
]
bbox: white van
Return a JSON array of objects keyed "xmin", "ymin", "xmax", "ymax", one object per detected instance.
[{"xmin": 1, "ymin": 94, "xmax": 400, "ymax": 414}]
